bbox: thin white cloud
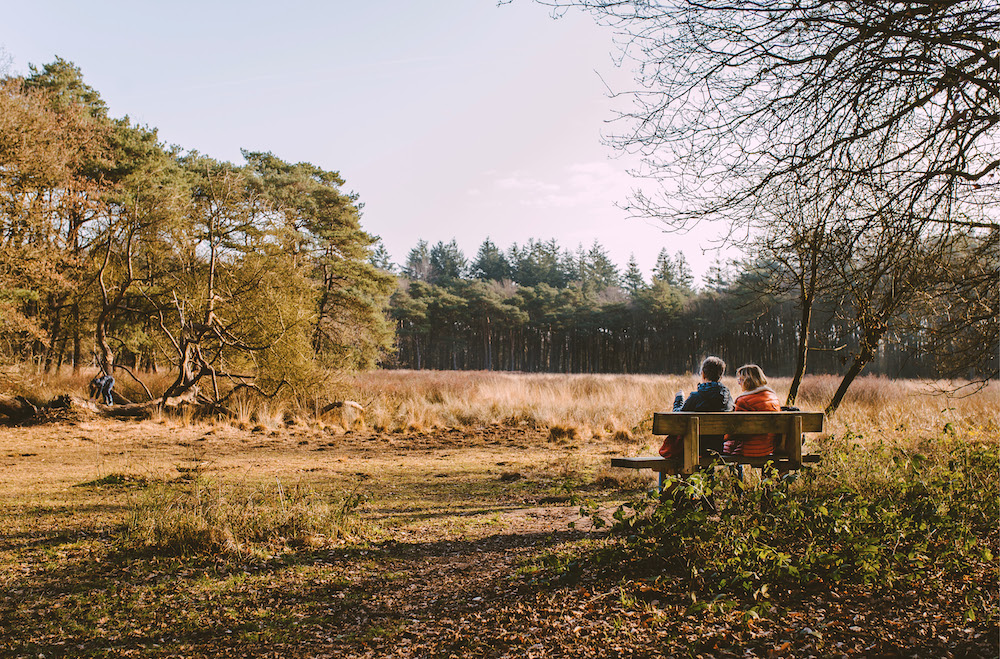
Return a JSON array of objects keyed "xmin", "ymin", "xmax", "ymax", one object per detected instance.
[
  {"xmin": 492, "ymin": 161, "xmax": 636, "ymax": 210},
  {"xmin": 494, "ymin": 174, "xmax": 561, "ymax": 194}
]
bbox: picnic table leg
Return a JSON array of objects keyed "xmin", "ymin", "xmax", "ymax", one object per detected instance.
[
  {"xmin": 789, "ymin": 415, "xmax": 803, "ymax": 467},
  {"xmin": 658, "ymin": 469, "xmax": 665, "ymax": 492},
  {"xmin": 683, "ymin": 417, "xmax": 700, "ymax": 475}
]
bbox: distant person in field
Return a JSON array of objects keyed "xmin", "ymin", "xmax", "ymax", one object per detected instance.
[
  {"xmin": 659, "ymin": 355, "xmax": 734, "ymax": 458},
  {"xmin": 90, "ymin": 372, "xmax": 115, "ymax": 406},
  {"xmin": 723, "ymin": 364, "xmax": 781, "ymax": 457}
]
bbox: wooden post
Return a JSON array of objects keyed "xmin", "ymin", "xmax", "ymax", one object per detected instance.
[
  {"xmin": 683, "ymin": 416, "xmax": 700, "ymax": 474},
  {"xmin": 789, "ymin": 415, "xmax": 803, "ymax": 466}
]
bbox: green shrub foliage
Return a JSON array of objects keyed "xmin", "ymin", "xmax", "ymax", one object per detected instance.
[{"xmin": 583, "ymin": 437, "xmax": 997, "ymax": 620}]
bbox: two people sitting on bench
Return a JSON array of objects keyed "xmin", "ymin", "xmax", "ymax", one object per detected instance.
[{"xmin": 660, "ymin": 358, "xmax": 782, "ymax": 459}]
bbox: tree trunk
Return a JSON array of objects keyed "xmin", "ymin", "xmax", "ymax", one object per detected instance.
[
  {"xmin": 56, "ymin": 332, "xmax": 68, "ymax": 370},
  {"xmin": 0, "ymin": 396, "xmax": 38, "ymax": 421},
  {"xmin": 483, "ymin": 316, "xmax": 492, "ymax": 370},
  {"xmin": 43, "ymin": 302, "xmax": 63, "ymax": 374},
  {"xmin": 95, "ymin": 306, "xmax": 115, "ymax": 376},
  {"xmin": 72, "ymin": 303, "xmax": 81, "ymax": 374},
  {"xmin": 787, "ymin": 293, "xmax": 814, "ymax": 406},
  {"xmin": 826, "ymin": 331, "xmax": 881, "ymax": 416}
]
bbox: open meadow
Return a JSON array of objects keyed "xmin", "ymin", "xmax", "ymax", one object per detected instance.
[{"xmin": 1, "ymin": 369, "xmax": 997, "ymax": 658}]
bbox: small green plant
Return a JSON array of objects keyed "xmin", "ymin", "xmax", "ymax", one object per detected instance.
[
  {"xmin": 521, "ymin": 549, "xmax": 584, "ymax": 586},
  {"xmin": 75, "ymin": 473, "xmax": 152, "ymax": 489}
]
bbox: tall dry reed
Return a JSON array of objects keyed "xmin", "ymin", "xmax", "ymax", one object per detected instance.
[
  {"xmin": 10, "ymin": 364, "xmax": 997, "ymax": 446},
  {"xmin": 347, "ymin": 370, "xmax": 998, "ymax": 447}
]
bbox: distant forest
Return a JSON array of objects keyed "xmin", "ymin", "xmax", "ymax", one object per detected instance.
[{"xmin": 377, "ymin": 237, "xmax": 994, "ymax": 381}]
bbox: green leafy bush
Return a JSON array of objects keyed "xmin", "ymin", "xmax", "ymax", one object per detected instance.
[{"xmin": 583, "ymin": 436, "xmax": 997, "ymax": 619}]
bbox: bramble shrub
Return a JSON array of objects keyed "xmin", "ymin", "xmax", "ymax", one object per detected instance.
[{"xmin": 585, "ymin": 435, "xmax": 997, "ymax": 617}]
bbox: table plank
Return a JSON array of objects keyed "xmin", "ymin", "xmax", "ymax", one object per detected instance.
[
  {"xmin": 611, "ymin": 454, "xmax": 821, "ymax": 470},
  {"xmin": 653, "ymin": 412, "xmax": 824, "ymax": 435}
]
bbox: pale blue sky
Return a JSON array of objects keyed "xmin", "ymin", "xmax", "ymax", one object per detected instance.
[{"xmin": 1, "ymin": 0, "xmax": 726, "ymax": 281}]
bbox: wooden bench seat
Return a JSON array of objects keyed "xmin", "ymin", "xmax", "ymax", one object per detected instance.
[{"xmin": 611, "ymin": 411, "xmax": 825, "ymax": 488}]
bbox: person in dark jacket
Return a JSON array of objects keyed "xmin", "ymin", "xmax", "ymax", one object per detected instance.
[
  {"xmin": 656, "ymin": 356, "xmax": 734, "ymax": 508},
  {"xmin": 90, "ymin": 372, "xmax": 115, "ymax": 406},
  {"xmin": 673, "ymin": 355, "xmax": 734, "ymax": 455}
]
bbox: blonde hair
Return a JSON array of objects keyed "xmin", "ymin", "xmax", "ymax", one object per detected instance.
[{"xmin": 737, "ymin": 364, "xmax": 767, "ymax": 390}]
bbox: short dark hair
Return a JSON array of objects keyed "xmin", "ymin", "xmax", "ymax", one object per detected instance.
[{"xmin": 700, "ymin": 356, "xmax": 726, "ymax": 381}]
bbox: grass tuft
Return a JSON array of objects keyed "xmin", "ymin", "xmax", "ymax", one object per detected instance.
[
  {"xmin": 611, "ymin": 429, "xmax": 635, "ymax": 443},
  {"xmin": 75, "ymin": 472, "xmax": 152, "ymax": 489},
  {"xmin": 121, "ymin": 478, "xmax": 368, "ymax": 556},
  {"xmin": 548, "ymin": 425, "xmax": 580, "ymax": 443}
]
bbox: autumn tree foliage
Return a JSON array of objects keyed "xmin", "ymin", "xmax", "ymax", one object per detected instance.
[{"xmin": 0, "ymin": 60, "xmax": 394, "ymax": 404}]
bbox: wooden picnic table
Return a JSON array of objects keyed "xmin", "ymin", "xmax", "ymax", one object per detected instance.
[{"xmin": 612, "ymin": 411, "xmax": 825, "ymax": 489}]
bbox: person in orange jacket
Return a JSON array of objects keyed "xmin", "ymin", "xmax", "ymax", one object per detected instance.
[{"xmin": 724, "ymin": 364, "xmax": 781, "ymax": 456}]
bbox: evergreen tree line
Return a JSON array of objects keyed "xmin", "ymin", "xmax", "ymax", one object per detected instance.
[
  {"xmin": 0, "ymin": 59, "xmax": 394, "ymax": 399},
  {"xmin": 381, "ymin": 237, "xmax": 997, "ymax": 383}
]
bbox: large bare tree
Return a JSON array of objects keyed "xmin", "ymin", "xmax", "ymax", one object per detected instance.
[
  {"xmin": 538, "ymin": 0, "xmax": 999, "ymax": 406},
  {"xmin": 539, "ymin": 0, "xmax": 997, "ymax": 224}
]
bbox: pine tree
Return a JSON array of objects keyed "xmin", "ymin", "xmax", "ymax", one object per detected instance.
[
  {"xmin": 403, "ymin": 240, "xmax": 431, "ymax": 281},
  {"xmin": 470, "ymin": 237, "xmax": 512, "ymax": 281},
  {"xmin": 428, "ymin": 239, "xmax": 467, "ymax": 283},
  {"xmin": 580, "ymin": 240, "xmax": 620, "ymax": 293},
  {"xmin": 652, "ymin": 248, "xmax": 677, "ymax": 284},
  {"xmin": 369, "ymin": 240, "xmax": 395, "ymax": 273},
  {"xmin": 673, "ymin": 251, "xmax": 695, "ymax": 291},
  {"xmin": 623, "ymin": 254, "xmax": 646, "ymax": 297}
]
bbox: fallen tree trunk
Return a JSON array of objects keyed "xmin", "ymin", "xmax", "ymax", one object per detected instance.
[
  {"xmin": 110, "ymin": 390, "xmax": 134, "ymax": 406},
  {"xmin": 89, "ymin": 388, "xmax": 202, "ymax": 419},
  {"xmin": 0, "ymin": 388, "xmax": 204, "ymax": 424},
  {"xmin": 0, "ymin": 394, "xmax": 76, "ymax": 424},
  {"xmin": 0, "ymin": 395, "xmax": 38, "ymax": 422},
  {"xmin": 320, "ymin": 400, "xmax": 365, "ymax": 430}
]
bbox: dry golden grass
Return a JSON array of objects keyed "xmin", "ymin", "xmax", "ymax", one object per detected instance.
[
  {"xmin": 345, "ymin": 369, "xmax": 998, "ymax": 450},
  {"xmin": 348, "ymin": 370, "xmax": 685, "ymax": 439},
  {"xmin": 10, "ymin": 365, "xmax": 998, "ymax": 450},
  {"xmin": 794, "ymin": 374, "xmax": 998, "ymax": 445}
]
